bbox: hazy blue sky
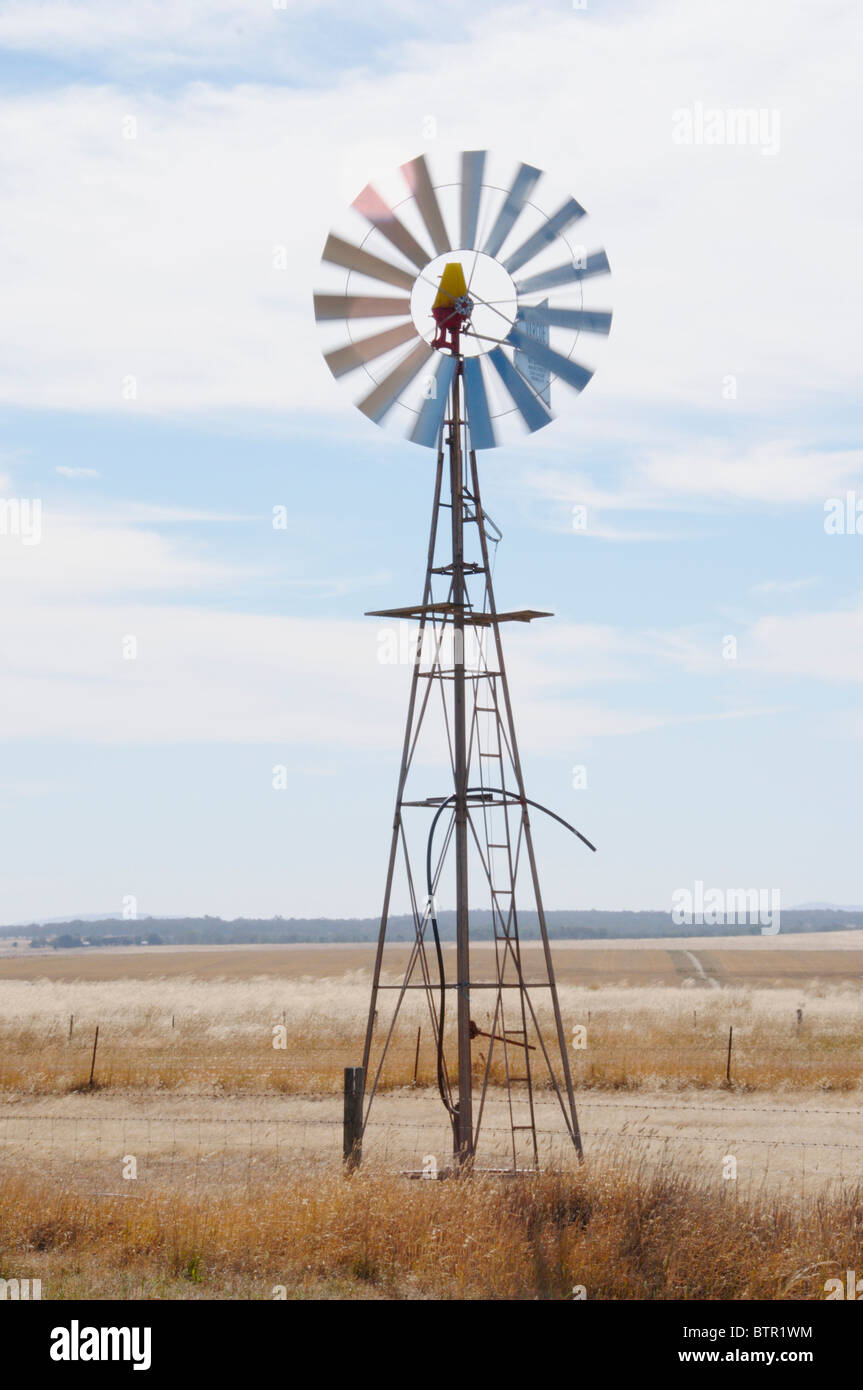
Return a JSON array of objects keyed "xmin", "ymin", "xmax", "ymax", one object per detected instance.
[{"xmin": 0, "ymin": 0, "xmax": 860, "ymax": 924}]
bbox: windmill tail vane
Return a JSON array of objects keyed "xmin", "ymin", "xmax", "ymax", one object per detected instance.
[{"xmin": 314, "ymin": 150, "xmax": 611, "ymax": 1173}]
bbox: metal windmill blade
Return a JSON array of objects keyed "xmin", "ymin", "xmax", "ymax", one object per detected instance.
[{"xmin": 313, "ymin": 150, "xmax": 612, "ymax": 448}]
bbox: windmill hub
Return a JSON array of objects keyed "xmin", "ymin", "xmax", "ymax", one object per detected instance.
[
  {"xmin": 430, "ymin": 262, "xmax": 472, "ymax": 354},
  {"xmin": 412, "ymin": 250, "xmax": 518, "ymax": 360}
]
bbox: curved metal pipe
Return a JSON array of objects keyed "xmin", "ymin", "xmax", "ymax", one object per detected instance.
[{"xmin": 424, "ymin": 787, "xmax": 595, "ymax": 1118}]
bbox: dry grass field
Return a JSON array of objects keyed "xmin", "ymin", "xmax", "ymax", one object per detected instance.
[
  {"xmin": 2, "ymin": 1159, "xmax": 862, "ymax": 1301},
  {"xmin": 1, "ymin": 959, "xmax": 861, "ymax": 1096},
  {"xmin": 4, "ymin": 933, "xmax": 863, "ymax": 986},
  {"xmin": 1, "ymin": 936, "xmax": 862, "ymax": 1299}
]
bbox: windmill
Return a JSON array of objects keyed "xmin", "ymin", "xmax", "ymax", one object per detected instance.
[{"xmin": 314, "ymin": 150, "xmax": 612, "ymax": 1173}]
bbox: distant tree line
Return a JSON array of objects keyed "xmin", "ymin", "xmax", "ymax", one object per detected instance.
[
  {"xmin": 27, "ymin": 932, "xmax": 164, "ymax": 950},
  {"xmin": 7, "ymin": 909, "xmax": 863, "ymax": 948}
]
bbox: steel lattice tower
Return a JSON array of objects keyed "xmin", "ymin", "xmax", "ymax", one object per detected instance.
[{"xmin": 313, "ymin": 150, "xmax": 612, "ymax": 1172}]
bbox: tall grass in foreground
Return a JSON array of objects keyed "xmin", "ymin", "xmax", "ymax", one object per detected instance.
[{"xmin": 0, "ymin": 1159, "xmax": 861, "ymax": 1300}]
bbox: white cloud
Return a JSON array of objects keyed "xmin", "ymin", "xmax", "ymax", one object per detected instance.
[
  {"xmin": 0, "ymin": 596, "xmax": 790, "ymax": 749},
  {"xmin": 0, "ymin": 0, "xmax": 858, "ymax": 426},
  {"xmin": 643, "ymin": 442, "xmax": 863, "ymax": 506},
  {"xmin": 0, "ymin": 504, "xmax": 803, "ymax": 751},
  {"xmin": 521, "ymin": 442, "xmax": 863, "ymax": 531},
  {"xmin": 518, "ymin": 467, "xmax": 677, "ymax": 540},
  {"xmin": 747, "ymin": 603, "xmax": 863, "ymax": 683},
  {"xmin": 610, "ymin": 596, "xmax": 863, "ymax": 686},
  {"xmin": 55, "ymin": 466, "xmax": 99, "ymax": 479},
  {"xmin": 66, "ymin": 503, "xmax": 258, "ymax": 525},
  {"xmin": 0, "ymin": 1, "xmax": 312, "ymax": 69},
  {"xmin": 0, "ymin": 602, "xmax": 401, "ymax": 746},
  {"xmin": 0, "ymin": 0, "xmax": 859, "ymax": 759},
  {"xmin": 0, "ymin": 0, "xmax": 501, "ymax": 76},
  {"xmin": 0, "ymin": 512, "xmax": 254, "ymax": 596},
  {"xmin": 751, "ymin": 577, "xmax": 819, "ymax": 597}
]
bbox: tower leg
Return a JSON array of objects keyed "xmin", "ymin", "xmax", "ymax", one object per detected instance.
[{"xmin": 360, "ymin": 449, "xmax": 446, "ymax": 1153}]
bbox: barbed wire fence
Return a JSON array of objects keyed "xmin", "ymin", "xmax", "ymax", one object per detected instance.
[
  {"xmin": 3, "ymin": 1106, "xmax": 863, "ymax": 1195},
  {"xmin": 2, "ymin": 1010, "xmax": 863, "ymax": 1191},
  {"xmin": 4, "ymin": 1009, "xmax": 859, "ymax": 1087}
]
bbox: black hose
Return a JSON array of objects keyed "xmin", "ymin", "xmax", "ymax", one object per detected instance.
[{"xmin": 424, "ymin": 788, "xmax": 596, "ymax": 1124}]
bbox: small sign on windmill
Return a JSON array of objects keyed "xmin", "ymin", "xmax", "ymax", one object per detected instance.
[{"xmin": 513, "ymin": 299, "xmax": 551, "ymax": 406}]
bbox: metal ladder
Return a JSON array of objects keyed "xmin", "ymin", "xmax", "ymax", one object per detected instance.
[{"xmin": 470, "ymin": 658, "xmax": 540, "ymax": 1172}]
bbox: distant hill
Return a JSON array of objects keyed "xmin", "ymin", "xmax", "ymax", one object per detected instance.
[
  {"xmin": 5, "ymin": 908, "xmax": 863, "ymax": 947},
  {"xmin": 793, "ymin": 902, "xmax": 863, "ymax": 912}
]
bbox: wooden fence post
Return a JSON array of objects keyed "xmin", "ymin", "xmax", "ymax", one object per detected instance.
[
  {"xmin": 343, "ymin": 1066, "xmax": 364, "ymax": 1172},
  {"xmin": 68, "ymin": 1014, "xmax": 74, "ymax": 1042},
  {"xmin": 412, "ymin": 1026, "xmax": 421, "ymax": 1087},
  {"xmin": 88, "ymin": 1026, "xmax": 100, "ymax": 1088},
  {"xmin": 725, "ymin": 1025, "xmax": 733, "ymax": 1083}
]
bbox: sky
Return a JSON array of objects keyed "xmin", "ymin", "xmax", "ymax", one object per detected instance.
[{"xmin": 0, "ymin": 0, "xmax": 861, "ymax": 925}]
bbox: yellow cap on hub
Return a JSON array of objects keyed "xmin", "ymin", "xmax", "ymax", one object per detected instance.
[{"xmin": 433, "ymin": 261, "xmax": 467, "ymax": 308}]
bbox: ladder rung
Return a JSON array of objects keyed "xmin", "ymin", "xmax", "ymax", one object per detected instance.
[
  {"xmin": 475, "ymin": 706, "xmax": 496, "ymax": 712},
  {"xmin": 487, "ymin": 843, "xmax": 508, "ymax": 848},
  {"xmin": 512, "ymin": 1125, "xmax": 534, "ymax": 1131},
  {"xmin": 480, "ymin": 751, "xmax": 502, "ymax": 758}
]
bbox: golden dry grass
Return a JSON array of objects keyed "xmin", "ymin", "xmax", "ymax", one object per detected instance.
[
  {"xmin": 0, "ymin": 974, "xmax": 861, "ymax": 1095},
  {"xmin": 2, "ymin": 954, "xmax": 863, "ymax": 1300},
  {"xmin": 0, "ymin": 1158, "xmax": 860, "ymax": 1300}
]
